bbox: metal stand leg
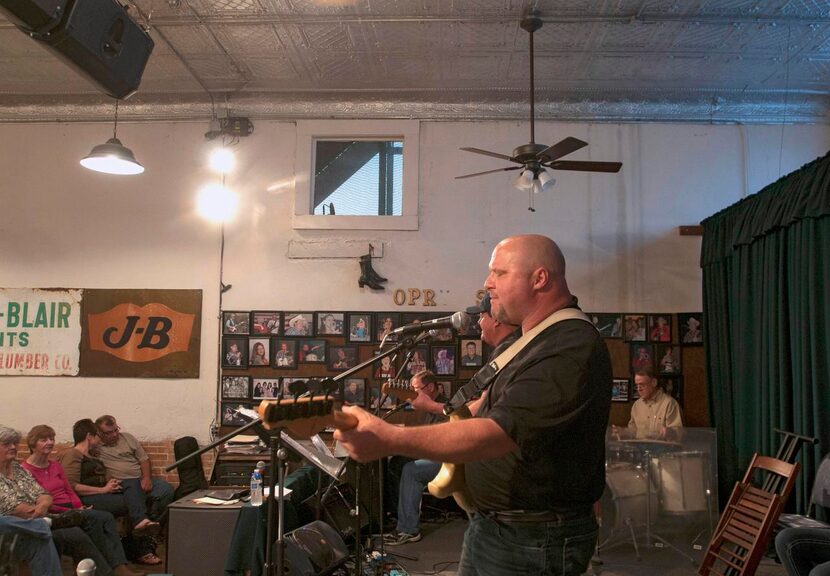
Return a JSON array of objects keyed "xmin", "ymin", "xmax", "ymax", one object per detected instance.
[{"xmin": 643, "ymin": 451, "xmax": 697, "ymax": 564}]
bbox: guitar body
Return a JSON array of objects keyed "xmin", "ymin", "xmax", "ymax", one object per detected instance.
[{"xmin": 427, "ymin": 405, "xmax": 475, "ymax": 512}]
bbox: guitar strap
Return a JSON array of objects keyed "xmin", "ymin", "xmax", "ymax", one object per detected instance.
[{"xmin": 446, "ymin": 307, "xmax": 595, "ymax": 412}]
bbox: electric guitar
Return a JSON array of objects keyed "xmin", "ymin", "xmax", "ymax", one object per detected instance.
[
  {"xmin": 427, "ymin": 404, "xmax": 475, "ymax": 512},
  {"xmin": 257, "ymin": 396, "xmax": 357, "ymax": 437},
  {"xmin": 380, "ymin": 378, "xmax": 418, "ymax": 402}
]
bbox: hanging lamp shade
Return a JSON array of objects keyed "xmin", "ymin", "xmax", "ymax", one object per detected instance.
[{"xmin": 80, "ymin": 137, "xmax": 144, "ymax": 175}]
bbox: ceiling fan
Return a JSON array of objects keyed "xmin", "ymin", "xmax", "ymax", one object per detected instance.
[{"xmin": 456, "ymin": 12, "xmax": 622, "ymax": 210}]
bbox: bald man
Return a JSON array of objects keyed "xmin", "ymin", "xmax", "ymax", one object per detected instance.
[{"xmin": 335, "ymin": 235, "xmax": 612, "ymax": 575}]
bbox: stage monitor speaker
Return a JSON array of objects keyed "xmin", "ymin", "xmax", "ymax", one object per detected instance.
[
  {"xmin": 1, "ymin": 0, "xmax": 154, "ymax": 99},
  {"xmin": 282, "ymin": 520, "xmax": 349, "ymax": 576}
]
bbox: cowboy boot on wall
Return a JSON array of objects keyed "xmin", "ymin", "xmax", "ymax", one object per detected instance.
[
  {"xmin": 359, "ymin": 255, "xmax": 385, "ymax": 290},
  {"xmin": 360, "ymin": 254, "xmax": 388, "ymax": 283}
]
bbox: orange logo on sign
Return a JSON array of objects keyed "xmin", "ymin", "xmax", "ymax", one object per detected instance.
[{"xmin": 88, "ymin": 302, "xmax": 195, "ymax": 363}]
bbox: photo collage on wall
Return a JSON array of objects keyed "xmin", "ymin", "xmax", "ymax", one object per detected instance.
[
  {"xmin": 219, "ymin": 310, "xmax": 486, "ymax": 425},
  {"xmin": 590, "ymin": 312, "xmax": 702, "ymax": 408}
]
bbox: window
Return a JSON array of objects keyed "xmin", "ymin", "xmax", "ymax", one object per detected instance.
[{"xmin": 293, "ymin": 120, "xmax": 419, "ymax": 230}]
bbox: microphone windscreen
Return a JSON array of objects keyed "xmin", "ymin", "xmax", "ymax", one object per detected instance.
[
  {"xmin": 319, "ymin": 377, "xmax": 339, "ymax": 395},
  {"xmin": 76, "ymin": 558, "xmax": 96, "ymax": 576},
  {"xmin": 452, "ymin": 311, "xmax": 472, "ymax": 332}
]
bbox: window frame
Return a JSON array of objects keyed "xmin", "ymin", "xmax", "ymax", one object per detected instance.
[{"xmin": 293, "ymin": 120, "xmax": 420, "ymax": 230}]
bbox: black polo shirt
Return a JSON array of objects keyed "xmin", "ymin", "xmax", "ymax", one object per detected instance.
[{"xmin": 466, "ymin": 315, "xmax": 612, "ymax": 511}]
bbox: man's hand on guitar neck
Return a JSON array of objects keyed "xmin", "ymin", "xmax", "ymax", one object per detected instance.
[{"xmin": 334, "ymin": 405, "xmax": 404, "ymax": 463}]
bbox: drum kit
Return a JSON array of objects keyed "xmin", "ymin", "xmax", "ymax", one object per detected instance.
[{"xmin": 599, "ymin": 438, "xmax": 715, "ymax": 562}]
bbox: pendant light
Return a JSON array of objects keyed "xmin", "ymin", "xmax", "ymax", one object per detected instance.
[{"xmin": 80, "ymin": 100, "xmax": 144, "ymax": 175}]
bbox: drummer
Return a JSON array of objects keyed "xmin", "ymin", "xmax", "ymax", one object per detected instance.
[{"xmin": 613, "ymin": 368, "xmax": 683, "ymax": 442}]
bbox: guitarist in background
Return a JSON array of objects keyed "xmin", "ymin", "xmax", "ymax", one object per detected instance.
[
  {"xmin": 384, "ymin": 370, "xmax": 447, "ymax": 546},
  {"xmin": 335, "ymin": 234, "xmax": 613, "ymax": 576}
]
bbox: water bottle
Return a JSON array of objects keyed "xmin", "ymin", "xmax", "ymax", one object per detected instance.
[{"xmin": 250, "ymin": 468, "xmax": 263, "ymax": 507}]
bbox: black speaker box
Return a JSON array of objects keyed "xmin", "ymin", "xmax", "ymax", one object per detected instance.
[
  {"xmin": 3, "ymin": 0, "xmax": 154, "ymax": 99},
  {"xmin": 282, "ymin": 520, "xmax": 349, "ymax": 576},
  {"xmin": 0, "ymin": 0, "xmax": 65, "ymax": 32}
]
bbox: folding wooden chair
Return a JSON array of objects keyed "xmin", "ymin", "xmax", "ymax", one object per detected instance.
[{"xmin": 698, "ymin": 454, "xmax": 800, "ymax": 576}]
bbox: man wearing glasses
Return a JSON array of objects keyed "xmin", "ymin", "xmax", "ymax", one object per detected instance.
[{"xmin": 94, "ymin": 416, "xmax": 175, "ymax": 530}]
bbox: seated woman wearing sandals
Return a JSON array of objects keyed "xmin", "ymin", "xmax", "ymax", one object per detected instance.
[
  {"xmin": 20, "ymin": 425, "xmax": 142, "ymax": 576},
  {"xmin": 59, "ymin": 419, "xmax": 162, "ymax": 566}
]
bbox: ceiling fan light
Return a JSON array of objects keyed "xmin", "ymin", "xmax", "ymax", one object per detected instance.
[
  {"xmin": 513, "ymin": 169, "xmax": 534, "ymax": 190},
  {"xmin": 537, "ymin": 169, "xmax": 553, "ymax": 186}
]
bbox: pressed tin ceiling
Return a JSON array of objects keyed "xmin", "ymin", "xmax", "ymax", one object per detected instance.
[{"xmin": 0, "ymin": 0, "xmax": 829, "ymax": 124}]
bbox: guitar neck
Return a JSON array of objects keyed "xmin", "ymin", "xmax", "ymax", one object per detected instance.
[{"xmin": 257, "ymin": 396, "xmax": 358, "ymax": 437}]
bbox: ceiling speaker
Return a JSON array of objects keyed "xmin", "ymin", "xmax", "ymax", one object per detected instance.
[{"xmin": 0, "ymin": 0, "xmax": 154, "ymax": 99}]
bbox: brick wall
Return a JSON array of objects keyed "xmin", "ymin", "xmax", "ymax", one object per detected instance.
[{"xmin": 16, "ymin": 441, "xmax": 217, "ymax": 487}]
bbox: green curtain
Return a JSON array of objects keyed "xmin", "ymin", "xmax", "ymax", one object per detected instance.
[{"xmin": 701, "ymin": 151, "xmax": 830, "ymax": 512}]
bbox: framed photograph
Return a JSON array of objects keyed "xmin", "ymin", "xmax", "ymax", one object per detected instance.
[
  {"xmin": 375, "ymin": 313, "xmax": 401, "ymax": 342},
  {"xmin": 401, "ymin": 346, "xmax": 429, "ymax": 379},
  {"xmin": 459, "ymin": 339, "xmax": 483, "ymax": 368},
  {"xmin": 623, "ymin": 314, "xmax": 647, "ymax": 342},
  {"xmin": 590, "ymin": 313, "xmax": 622, "ymax": 338},
  {"xmin": 248, "ymin": 337, "xmax": 271, "ymax": 367},
  {"xmin": 431, "ymin": 345, "xmax": 456, "ymax": 377},
  {"xmin": 347, "ymin": 313, "xmax": 373, "ymax": 343},
  {"xmin": 222, "ymin": 336, "xmax": 248, "ymax": 368},
  {"xmin": 221, "ymin": 375, "xmax": 250, "ymax": 400},
  {"xmin": 298, "ymin": 339, "xmax": 327, "ymax": 363},
  {"xmin": 656, "ymin": 344, "xmax": 682, "ymax": 375},
  {"xmin": 272, "ymin": 339, "xmax": 298, "ymax": 369},
  {"xmin": 648, "ymin": 314, "xmax": 672, "ymax": 343},
  {"xmin": 401, "ymin": 312, "xmax": 429, "ymax": 326},
  {"xmin": 369, "ymin": 385, "xmax": 396, "ymax": 410},
  {"xmin": 435, "ymin": 381, "xmax": 452, "ymax": 398},
  {"xmin": 373, "ymin": 353, "xmax": 396, "ymax": 381},
  {"xmin": 629, "ymin": 343, "xmax": 654, "ymax": 374},
  {"xmin": 328, "ymin": 345, "xmax": 358, "ymax": 371},
  {"xmin": 283, "ymin": 312, "xmax": 314, "ymax": 337},
  {"xmin": 660, "ymin": 376, "xmax": 683, "ymax": 407},
  {"xmin": 678, "ymin": 313, "xmax": 703, "ymax": 345},
  {"xmin": 251, "ymin": 311, "xmax": 281, "ymax": 335},
  {"xmin": 342, "ymin": 378, "xmax": 366, "ymax": 406},
  {"xmin": 316, "ymin": 312, "xmax": 345, "ymax": 336},
  {"xmin": 221, "ymin": 402, "xmax": 253, "ymax": 426},
  {"xmin": 223, "ymin": 311, "xmax": 250, "ymax": 335},
  {"xmin": 429, "ymin": 313, "xmax": 456, "ymax": 342},
  {"xmin": 281, "ymin": 378, "xmax": 304, "ymax": 397},
  {"xmin": 252, "ymin": 378, "xmax": 281, "ymax": 399},
  {"xmin": 631, "ymin": 384, "xmax": 640, "ymax": 400},
  {"xmin": 611, "ymin": 378, "xmax": 630, "ymax": 402}
]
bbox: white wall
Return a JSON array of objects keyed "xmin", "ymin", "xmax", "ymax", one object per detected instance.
[{"xmin": 0, "ymin": 119, "xmax": 828, "ymax": 442}]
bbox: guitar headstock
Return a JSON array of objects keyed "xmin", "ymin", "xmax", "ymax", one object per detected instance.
[
  {"xmin": 381, "ymin": 378, "xmax": 417, "ymax": 402},
  {"xmin": 257, "ymin": 396, "xmax": 357, "ymax": 437}
]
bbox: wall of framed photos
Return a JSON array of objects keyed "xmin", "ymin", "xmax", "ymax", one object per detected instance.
[
  {"xmin": 219, "ymin": 309, "xmax": 708, "ymax": 431},
  {"xmin": 218, "ymin": 310, "xmax": 489, "ymax": 429}
]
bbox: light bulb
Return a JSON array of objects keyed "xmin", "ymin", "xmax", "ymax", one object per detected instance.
[
  {"xmin": 197, "ymin": 182, "xmax": 238, "ymax": 223},
  {"xmin": 513, "ymin": 169, "xmax": 534, "ymax": 190},
  {"xmin": 209, "ymin": 147, "xmax": 236, "ymax": 174}
]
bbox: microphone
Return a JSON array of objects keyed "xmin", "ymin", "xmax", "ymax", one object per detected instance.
[
  {"xmin": 391, "ymin": 311, "xmax": 471, "ymax": 336},
  {"xmin": 287, "ymin": 380, "xmax": 309, "ymax": 398},
  {"xmin": 76, "ymin": 558, "xmax": 96, "ymax": 576}
]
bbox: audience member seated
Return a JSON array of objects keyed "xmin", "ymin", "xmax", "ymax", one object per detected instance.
[
  {"xmin": 0, "ymin": 514, "xmax": 63, "ymax": 575},
  {"xmin": 93, "ymin": 415, "xmax": 175, "ymax": 527},
  {"xmin": 60, "ymin": 418, "xmax": 161, "ymax": 566},
  {"xmin": 0, "ymin": 424, "xmax": 131, "ymax": 576},
  {"xmin": 776, "ymin": 526, "xmax": 830, "ymax": 576},
  {"xmin": 61, "ymin": 419, "xmax": 159, "ymax": 534}
]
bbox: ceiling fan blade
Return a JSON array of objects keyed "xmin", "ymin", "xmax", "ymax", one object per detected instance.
[
  {"xmin": 455, "ymin": 166, "xmax": 523, "ymax": 180},
  {"xmin": 547, "ymin": 160, "xmax": 623, "ymax": 173},
  {"xmin": 460, "ymin": 147, "xmax": 520, "ymax": 163},
  {"xmin": 536, "ymin": 137, "xmax": 589, "ymax": 162}
]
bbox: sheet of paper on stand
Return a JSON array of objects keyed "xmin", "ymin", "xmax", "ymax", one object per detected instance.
[
  {"xmin": 193, "ymin": 496, "xmax": 242, "ymax": 505},
  {"xmin": 226, "ymin": 434, "xmax": 259, "ymax": 445}
]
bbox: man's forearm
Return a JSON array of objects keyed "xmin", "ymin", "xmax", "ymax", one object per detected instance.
[
  {"xmin": 139, "ymin": 458, "xmax": 152, "ymax": 481},
  {"xmin": 394, "ymin": 417, "xmax": 517, "ymax": 463}
]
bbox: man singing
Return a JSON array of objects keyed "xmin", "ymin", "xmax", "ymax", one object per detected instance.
[{"xmin": 335, "ymin": 234, "xmax": 612, "ymax": 575}]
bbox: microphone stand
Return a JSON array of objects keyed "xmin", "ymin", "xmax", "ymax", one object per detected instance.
[{"xmin": 315, "ymin": 331, "xmax": 430, "ymax": 575}]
